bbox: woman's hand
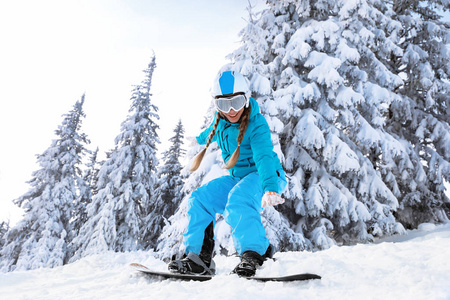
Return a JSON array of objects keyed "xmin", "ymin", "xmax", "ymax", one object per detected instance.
[{"xmin": 262, "ymin": 192, "xmax": 285, "ymax": 207}]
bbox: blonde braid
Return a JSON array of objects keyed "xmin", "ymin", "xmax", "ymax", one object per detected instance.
[
  {"xmin": 189, "ymin": 114, "xmax": 221, "ymax": 172},
  {"xmin": 225, "ymin": 107, "xmax": 251, "ymax": 169}
]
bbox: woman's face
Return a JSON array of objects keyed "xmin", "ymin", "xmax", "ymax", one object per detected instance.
[{"xmin": 223, "ymin": 107, "xmax": 245, "ymax": 123}]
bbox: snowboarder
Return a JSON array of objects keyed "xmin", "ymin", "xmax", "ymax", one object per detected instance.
[{"xmin": 168, "ymin": 70, "xmax": 287, "ymax": 277}]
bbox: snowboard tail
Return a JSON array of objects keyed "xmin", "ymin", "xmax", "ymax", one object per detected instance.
[{"xmin": 130, "ymin": 263, "xmax": 321, "ymax": 282}]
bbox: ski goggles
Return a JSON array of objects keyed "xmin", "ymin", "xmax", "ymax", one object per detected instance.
[{"xmin": 214, "ymin": 94, "xmax": 247, "ymax": 113}]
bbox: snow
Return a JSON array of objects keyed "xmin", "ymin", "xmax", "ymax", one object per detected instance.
[
  {"xmin": 1, "ymin": 2, "xmax": 450, "ymax": 298},
  {"xmin": 1, "ymin": 223, "xmax": 449, "ymax": 300}
]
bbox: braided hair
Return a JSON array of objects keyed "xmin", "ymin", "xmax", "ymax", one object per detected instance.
[{"xmin": 189, "ymin": 107, "xmax": 251, "ymax": 172}]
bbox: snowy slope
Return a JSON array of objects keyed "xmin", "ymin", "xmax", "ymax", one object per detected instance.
[{"xmin": 1, "ymin": 223, "xmax": 449, "ymax": 300}]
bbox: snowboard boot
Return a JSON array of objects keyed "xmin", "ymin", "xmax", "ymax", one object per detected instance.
[
  {"xmin": 168, "ymin": 252, "xmax": 216, "ymax": 275},
  {"xmin": 168, "ymin": 222, "xmax": 216, "ymax": 275},
  {"xmin": 233, "ymin": 244, "xmax": 274, "ymax": 277}
]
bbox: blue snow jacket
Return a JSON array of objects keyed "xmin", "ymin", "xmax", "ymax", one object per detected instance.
[{"xmin": 196, "ymin": 97, "xmax": 284, "ymax": 193}]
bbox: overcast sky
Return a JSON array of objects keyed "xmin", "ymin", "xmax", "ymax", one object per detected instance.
[{"xmin": 0, "ymin": 0, "xmax": 264, "ymax": 224}]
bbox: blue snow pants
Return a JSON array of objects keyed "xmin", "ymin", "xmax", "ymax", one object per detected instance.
[{"xmin": 183, "ymin": 171, "xmax": 287, "ymax": 256}]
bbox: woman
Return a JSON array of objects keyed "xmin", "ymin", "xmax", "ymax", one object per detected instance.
[{"xmin": 169, "ymin": 70, "xmax": 287, "ymax": 277}]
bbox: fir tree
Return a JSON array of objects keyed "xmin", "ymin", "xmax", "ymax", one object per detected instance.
[
  {"xmin": 0, "ymin": 95, "xmax": 90, "ymax": 271},
  {"xmin": 70, "ymin": 147, "xmax": 100, "ymax": 247},
  {"xmin": 84, "ymin": 147, "xmax": 101, "ymax": 197},
  {"xmin": 223, "ymin": 0, "xmax": 449, "ymax": 249},
  {"xmin": 71, "ymin": 55, "xmax": 160, "ymax": 261},
  {"xmin": 142, "ymin": 120, "xmax": 186, "ymax": 250},
  {"xmin": 385, "ymin": 0, "xmax": 450, "ymax": 227}
]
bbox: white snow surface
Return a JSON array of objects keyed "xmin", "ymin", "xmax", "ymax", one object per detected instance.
[{"xmin": 1, "ymin": 223, "xmax": 449, "ymax": 300}]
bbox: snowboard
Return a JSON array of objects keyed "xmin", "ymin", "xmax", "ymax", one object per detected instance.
[{"xmin": 130, "ymin": 263, "xmax": 321, "ymax": 282}]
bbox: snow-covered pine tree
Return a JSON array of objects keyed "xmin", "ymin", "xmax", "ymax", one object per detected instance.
[
  {"xmin": 384, "ymin": 1, "xmax": 450, "ymax": 227},
  {"xmin": 222, "ymin": 0, "xmax": 445, "ymax": 249},
  {"xmin": 142, "ymin": 120, "xmax": 186, "ymax": 250},
  {"xmin": 84, "ymin": 147, "xmax": 101, "ymax": 197},
  {"xmin": 71, "ymin": 55, "xmax": 160, "ymax": 261},
  {"xmin": 0, "ymin": 95, "xmax": 90, "ymax": 271},
  {"xmin": 70, "ymin": 147, "xmax": 100, "ymax": 246}
]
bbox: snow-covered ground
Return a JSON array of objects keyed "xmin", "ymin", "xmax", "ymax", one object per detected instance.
[{"xmin": 1, "ymin": 223, "xmax": 449, "ymax": 300}]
